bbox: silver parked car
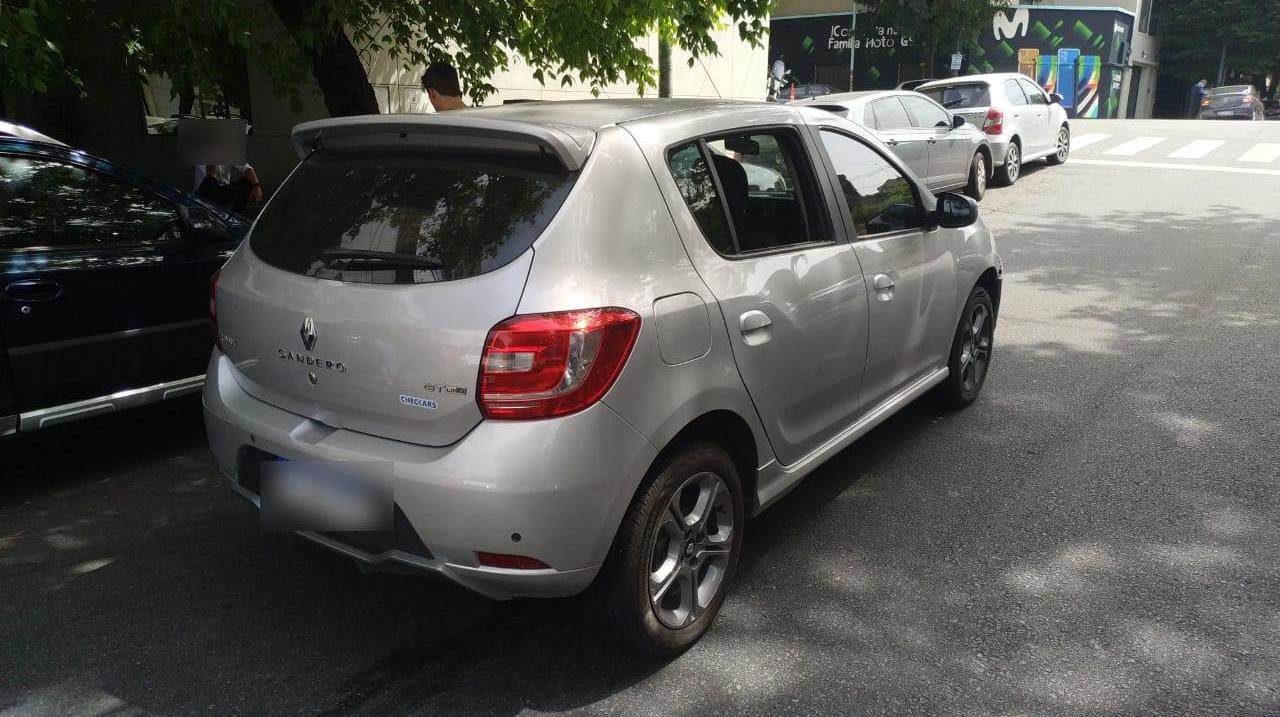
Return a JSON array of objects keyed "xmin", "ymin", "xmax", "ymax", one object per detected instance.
[
  {"xmin": 918, "ymin": 73, "xmax": 1070, "ymax": 186},
  {"xmin": 204, "ymin": 99, "xmax": 1003, "ymax": 655},
  {"xmin": 802, "ymin": 90, "xmax": 993, "ymax": 200}
]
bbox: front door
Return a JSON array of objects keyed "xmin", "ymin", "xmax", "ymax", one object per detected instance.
[
  {"xmin": 664, "ymin": 128, "xmax": 869, "ymax": 466},
  {"xmin": 900, "ymin": 94, "xmax": 968, "ymax": 190},
  {"xmin": 869, "ymin": 97, "xmax": 931, "ymax": 183},
  {"xmin": 811, "ymin": 128, "xmax": 958, "ymax": 411},
  {"xmin": 0, "ymin": 153, "xmax": 219, "ymax": 413}
]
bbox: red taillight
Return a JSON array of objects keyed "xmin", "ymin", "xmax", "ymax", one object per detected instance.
[
  {"xmin": 477, "ymin": 552, "xmax": 551, "ymax": 570},
  {"xmin": 478, "ymin": 307, "xmax": 641, "ymax": 419},
  {"xmin": 210, "ymin": 269, "xmax": 222, "ymax": 351},
  {"xmin": 982, "ymin": 107, "xmax": 1004, "ymax": 135},
  {"xmin": 1242, "ymin": 95, "xmax": 1254, "ymax": 104}
]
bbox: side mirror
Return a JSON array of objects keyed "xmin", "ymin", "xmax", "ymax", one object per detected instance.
[
  {"xmin": 951, "ymin": 114, "xmax": 966, "ymax": 129},
  {"xmin": 936, "ymin": 192, "xmax": 979, "ymax": 228},
  {"xmin": 1049, "ymin": 92, "xmax": 1064, "ymax": 105}
]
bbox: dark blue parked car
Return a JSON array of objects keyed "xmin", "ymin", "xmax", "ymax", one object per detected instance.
[{"xmin": 0, "ymin": 136, "xmax": 247, "ymax": 437}]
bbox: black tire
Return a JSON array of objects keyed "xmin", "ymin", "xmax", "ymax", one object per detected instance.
[
  {"xmin": 964, "ymin": 151, "xmax": 988, "ymax": 200},
  {"xmin": 994, "ymin": 140, "xmax": 1021, "ymax": 186},
  {"xmin": 595, "ymin": 442, "xmax": 745, "ymax": 657},
  {"xmin": 1047, "ymin": 124, "xmax": 1070, "ymax": 165},
  {"xmin": 936, "ymin": 286, "xmax": 996, "ymax": 408}
]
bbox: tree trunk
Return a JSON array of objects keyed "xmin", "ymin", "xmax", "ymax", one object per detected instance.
[
  {"xmin": 658, "ymin": 38, "xmax": 672, "ymax": 97},
  {"xmin": 268, "ymin": 0, "xmax": 379, "ymax": 117}
]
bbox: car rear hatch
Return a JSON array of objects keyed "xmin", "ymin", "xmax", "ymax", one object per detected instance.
[{"xmin": 215, "ymin": 115, "xmax": 589, "ymax": 446}]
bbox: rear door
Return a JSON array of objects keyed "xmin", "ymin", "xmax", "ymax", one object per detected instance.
[
  {"xmin": 664, "ymin": 127, "xmax": 868, "ymax": 467},
  {"xmin": 215, "ymin": 148, "xmax": 578, "ymax": 447},
  {"xmin": 0, "ymin": 152, "xmax": 215, "ymax": 414},
  {"xmin": 811, "ymin": 128, "xmax": 958, "ymax": 410},
  {"xmin": 900, "ymin": 94, "xmax": 967, "ymax": 190},
  {"xmin": 869, "ymin": 97, "xmax": 930, "ymax": 181}
]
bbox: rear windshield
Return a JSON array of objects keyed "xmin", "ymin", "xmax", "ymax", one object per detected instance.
[
  {"xmin": 250, "ymin": 150, "xmax": 576, "ymax": 284},
  {"xmin": 920, "ymin": 83, "xmax": 991, "ymax": 110},
  {"xmin": 1209, "ymin": 85, "xmax": 1251, "ymax": 95}
]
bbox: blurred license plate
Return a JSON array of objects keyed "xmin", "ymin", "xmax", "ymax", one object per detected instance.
[
  {"xmin": 1217, "ymin": 110, "xmax": 1235, "ymax": 116},
  {"xmin": 260, "ymin": 458, "xmax": 392, "ymax": 531}
]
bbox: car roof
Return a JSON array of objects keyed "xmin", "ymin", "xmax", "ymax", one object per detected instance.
[
  {"xmin": 917, "ymin": 73, "xmax": 1027, "ymax": 90},
  {"xmin": 292, "ymin": 99, "xmax": 778, "ymax": 168}
]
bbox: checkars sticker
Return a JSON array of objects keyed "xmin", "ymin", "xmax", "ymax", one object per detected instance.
[{"xmin": 399, "ymin": 394, "xmax": 438, "ymax": 410}]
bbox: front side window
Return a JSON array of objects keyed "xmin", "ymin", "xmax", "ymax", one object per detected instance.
[
  {"xmin": 0, "ymin": 155, "xmax": 177, "ymax": 251},
  {"xmin": 900, "ymin": 95, "xmax": 951, "ymax": 128},
  {"xmin": 871, "ymin": 98, "xmax": 913, "ymax": 130},
  {"xmin": 818, "ymin": 131, "xmax": 924, "ymax": 237},
  {"xmin": 668, "ymin": 129, "xmax": 824, "ymax": 256},
  {"xmin": 1019, "ymin": 79, "xmax": 1049, "ymax": 105},
  {"xmin": 250, "ymin": 150, "xmax": 576, "ymax": 285},
  {"xmin": 1004, "ymin": 79, "xmax": 1030, "ymax": 106}
]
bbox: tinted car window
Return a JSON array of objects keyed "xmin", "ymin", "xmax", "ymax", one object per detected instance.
[
  {"xmin": 1004, "ymin": 79, "xmax": 1029, "ymax": 105},
  {"xmin": 819, "ymin": 131, "xmax": 924, "ymax": 237},
  {"xmin": 0, "ymin": 155, "xmax": 177, "ymax": 251},
  {"xmin": 900, "ymin": 95, "xmax": 951, "ymax": 128},
  {"xmin": 669, "ymin": 143, "xmax": 734, "ymax": 255},
  {"xmin": 1019, "ymin": 79, "xmax": 1048, "ymax": 105},
  {"xmin": 670, "ymin": 130, "xmax": 823, "ymax": 256},
  {"xmin": 1209, "ymin": 85, "xmax": 1252, "ymax": 95},
  {"xmin": 250, "ymin": 151, "xmax": 576, "ymax": 285},
  {"xmin": 871, "ymin": 98, "xmax": 913, "ymax": 130},
  {"xmin": 922, "ymin": 83, "xmax": 992, "ymax": 110}
]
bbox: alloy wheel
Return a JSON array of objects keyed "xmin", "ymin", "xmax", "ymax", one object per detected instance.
[
  {"xmin": 958, "ymin": 303, "xmax": 993, "ymax": 393},
  {"xmin": 648, "ymin": 471, "xmax": 735, "ymax": 629},
  {"xmin": 976, "ymin": 155, "xmax": 987, "ymax": 194},
  {"xmin": 1056, "ymin": 128, "xmax": 1070, "ymax": 161},
  {"xmin": 1007, "ymin": 145, "xmax": 1020, "ymax": 182}
]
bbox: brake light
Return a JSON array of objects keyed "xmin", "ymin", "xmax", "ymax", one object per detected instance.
[
  {"xmin": 982, "ymin": 107, "xmax": 1004, "ymax": 135},
  {"xmin": 210, "ymin": 269, "xmax": 222, "ymax": 351},
  {"xmin": 478, "ymin": 307, "xmax": 641, "ymax": 419},
  {"xmin": 1242, "ymin": 95, "xmax": 1253, "ymax": 104}
]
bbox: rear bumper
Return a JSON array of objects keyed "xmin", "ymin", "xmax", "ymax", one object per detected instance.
[
  {"xmin": 1199, "ymin": 108, "xmax": 1255, "ymax": 119},
  {"xmin": 987, "ymin": 139, "xmax": 1012, "ymax": 164},
  {"xmin": 202, "ymin": 351, "xmax": 658, "ymax": 599}
]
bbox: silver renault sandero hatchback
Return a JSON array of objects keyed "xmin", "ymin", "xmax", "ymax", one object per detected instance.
[{"xmin": 204, "ymin": 99, "xmax": 1002, "ymax": 655}]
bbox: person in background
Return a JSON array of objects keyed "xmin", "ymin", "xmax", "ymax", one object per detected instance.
[
  {"xmin": 194, "ymin": 163, "xmax": 262, "ymax": 211},
  {"xmin": 422, "ymin": 62, "xmax": 468, "ymax": 112},
  {"xmin": 1190, "ymin": 79, "xmax": 1209, "ymax": 117}
]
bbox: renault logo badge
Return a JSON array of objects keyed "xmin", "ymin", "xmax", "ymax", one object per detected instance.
[{"xmin": 300, "ymin": 316, "xmax": 317, "ymax": 351}]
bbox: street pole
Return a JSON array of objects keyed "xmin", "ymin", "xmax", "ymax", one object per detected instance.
[
  {"xmin": 846, "ymin": 4, "xmax": 858, "ymax": 91},
  {"xmin": 659, "ymin": 37, "xmax": 672, "ymax": 98},
  {"xmin": 1216, "ymin": 42, "xmax": 1227, "ymax": 86}
]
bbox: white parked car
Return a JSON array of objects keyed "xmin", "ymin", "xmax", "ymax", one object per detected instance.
[{"xmin": 917, "ymin": 73, "xmax": 1070, "ymax": 186}]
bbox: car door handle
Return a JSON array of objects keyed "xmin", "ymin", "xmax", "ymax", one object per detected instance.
[
  {"xmin": 886, "ymin": 139, "xmax": 900, "ymax": 146},
  {"xmin": 927, "ymin": 138, "xmax": 938, "ymax": 144},
  {"xmin": 4, "ymin": 279, "xmax": 62, "ymax": 302},
  {"xmin": 740, "ymin": 310, "xmax": 772, "ymax": 333},
  {"xmin": 871, "ymin": 273, "xmax": 895, "ymax": 301}
]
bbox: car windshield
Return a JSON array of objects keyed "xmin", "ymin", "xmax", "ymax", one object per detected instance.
[
  {"xmin": 919, "ymin": 83, "xmax": 991, "ymax": 109},
  {"xmin": 1209, "ymin": 85, "xmax": 1252, "ymax": 95}
]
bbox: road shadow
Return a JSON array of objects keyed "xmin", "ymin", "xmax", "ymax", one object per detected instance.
[{"xmin": 3, "ymin": 204, "xmax": 1279, "ymax": 715}]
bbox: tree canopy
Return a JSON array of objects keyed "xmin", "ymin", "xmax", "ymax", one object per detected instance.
[
  {"xmin": 1, "ymin": 0, "xmax": 772, "ymax": 116},
  {"xmin": 1157, "ymin": 0, "xmax": 1280, "ymax": 89}
]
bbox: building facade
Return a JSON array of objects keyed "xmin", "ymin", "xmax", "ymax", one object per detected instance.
[{"xmin": 769, "ymin": 1, "xmax": 1159, "ymax": 118}]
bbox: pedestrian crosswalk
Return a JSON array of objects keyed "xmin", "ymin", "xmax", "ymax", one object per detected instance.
[{"xmin": 1068, "ymin": 130, "xmax": 1280, "ymax": 167}]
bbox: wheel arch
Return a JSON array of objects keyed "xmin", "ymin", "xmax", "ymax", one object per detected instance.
[
  {"xmin": 976, "ymin": 266, "xmax": 1002, "ymax": 319},
  {"xmin": 651, "ymin": 410, "xmax": 761, "ymax": 514}
]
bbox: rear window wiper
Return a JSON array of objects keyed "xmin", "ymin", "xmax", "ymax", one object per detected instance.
[{"xmin": 317, "ymin": 248, "xmax": 443, "ymax": 271}]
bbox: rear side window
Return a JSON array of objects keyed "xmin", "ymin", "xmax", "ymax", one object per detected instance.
[
  {"xmin": 871, "ymin": 99, "xmax": 912, "ymax": 130},
  {"xmin": 668, "ymin": 129, "xmax": 826, "ymax": 256},
  {"xmin": 250, "ymin": 150, "xmax": 576, "ymax": 285},
  {"xmin": 921, "ymin": 84, "xmax": 991, "ymax": 110}
]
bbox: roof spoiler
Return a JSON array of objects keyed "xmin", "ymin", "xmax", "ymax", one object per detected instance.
[{"xmin": 291, "ymin": 114, "xmax": 596, "ymax": 170}]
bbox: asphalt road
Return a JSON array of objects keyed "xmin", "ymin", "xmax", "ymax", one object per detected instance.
[{"xmin": 4, "ymin": 119, "xmax": 1280, "ymax": 716}]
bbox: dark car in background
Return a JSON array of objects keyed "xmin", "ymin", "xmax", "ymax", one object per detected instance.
[
  {"xmin": 769, "ymin": 83, "xmax": 836, "ymax": 103},
  {"xmin": 0, "ymin": 137, "xmax": 247, "ymax": 438},
  {"xmin": 1198, "ymin": 85, "xmax": 1265, "ymax": 120}
]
